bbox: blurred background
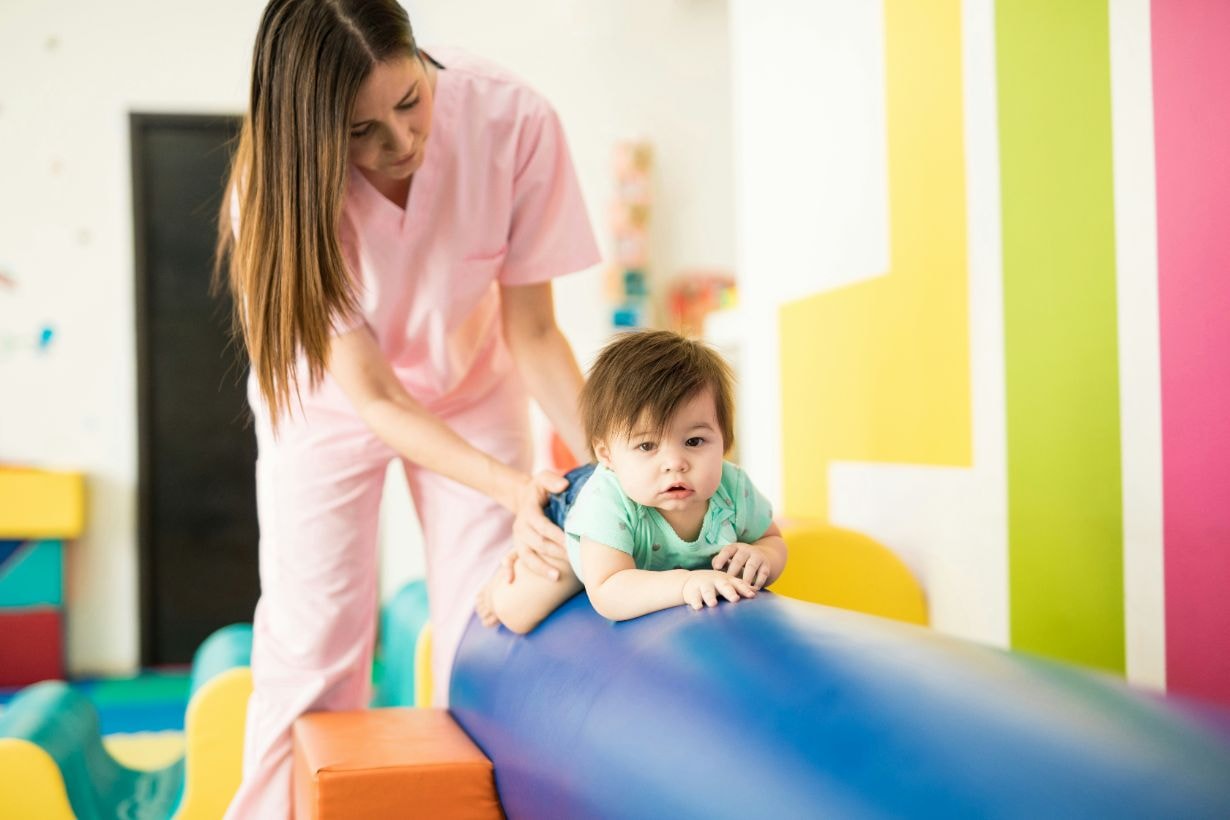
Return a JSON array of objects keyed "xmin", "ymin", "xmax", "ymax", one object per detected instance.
[{"xmin": 1, "ymin": 0, "xmax": 1226, "ymax": 718}]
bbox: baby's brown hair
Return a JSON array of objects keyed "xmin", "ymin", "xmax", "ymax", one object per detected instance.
[{"xmin": 580, "ymin": 330, "xmax": 735, "ymax": 453}]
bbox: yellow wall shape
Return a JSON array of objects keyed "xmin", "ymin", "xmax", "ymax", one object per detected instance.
[{"xmin": 781, "ymin": 0, "xmax": 971, "ymax": 520}]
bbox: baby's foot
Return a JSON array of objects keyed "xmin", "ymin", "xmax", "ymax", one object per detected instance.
[{"xmin": 475, "ymin": 574, "xmax": 500, "ymax": 628}]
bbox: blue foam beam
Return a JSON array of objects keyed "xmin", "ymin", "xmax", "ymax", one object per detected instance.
[{"xmin": 451, "ymin": 593, "xmax": 1230, "ymax": 820}]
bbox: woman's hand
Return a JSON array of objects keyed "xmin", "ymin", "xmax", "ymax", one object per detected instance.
[{"xmin": 508, "ymin": 470, "xmax": 570, "ymax": 581}]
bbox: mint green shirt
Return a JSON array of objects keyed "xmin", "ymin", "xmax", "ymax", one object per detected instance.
[{"xmin": 564, "ymin": 461, "xmax": 774, "ymax": 579}]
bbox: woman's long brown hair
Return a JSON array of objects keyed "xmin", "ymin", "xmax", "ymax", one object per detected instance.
[{"xmin": 215, "ymin": 0, "xmax": 417, "ymax": 424}]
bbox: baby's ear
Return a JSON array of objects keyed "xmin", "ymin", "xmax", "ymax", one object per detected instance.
[{"xmin": 593, "ymin": 439, "xmax": 613, "ymax": 467}]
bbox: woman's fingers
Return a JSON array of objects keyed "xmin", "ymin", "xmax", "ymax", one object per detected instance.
[
  {"xmin": 516, "ymin": 546, "xmax": 559, "ymax": 580},
  {"xmin": 533, "ymin": 469, "xmax": 569, "ymax": 494},
  {"xmin": 711, "ymin": 544, "xmax": 736, "ymax": 570},
  {"xmin": 508, "ymin": 470, "xmax": 567, "ymax": 580},
  {"xmin": 499, "ymin": 551, "xmax": 517, "ymax": 584},
  {"xmin": 512, "ymin": 500, "xmax": 565, "ymax": 579},
  {"xmin": 755, "ymin": 564, "xmax": 770, "ymax": 590},
  {"xmin": 528, "ymin": 512, "xmax": 567, "ymax": 556}
]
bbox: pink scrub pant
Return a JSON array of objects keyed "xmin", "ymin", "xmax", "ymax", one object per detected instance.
[{"xmin": 224, "ymin": 374, "xmax": 530, "ymax": 820}]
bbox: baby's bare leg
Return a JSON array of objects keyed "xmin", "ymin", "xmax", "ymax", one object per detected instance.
[{"xmin": 484, "ymin": 550, "xmax": 582, "ymax": 634}]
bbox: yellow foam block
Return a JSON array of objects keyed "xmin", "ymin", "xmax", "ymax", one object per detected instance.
[
  {"xmin": 0, "ymin": 468, "xmax": 86, "ymax": 538},
  {"xmin": 176, "ymin": 666, "xmax": 253, "ymax": 820},
  {"xmin": 0, "ymin": 738, "xmax": 76, "ymax": 820},
  {"xmin": 103, "ymin": 731, "xmax": 186, "ymax": 771},
  {"xmin": 414, "ymin": 622, "xmax": 433, "ymax": 707},
  {"xmin": 773, "ymin": 522, "xmax": 929, "ymax": 626}
]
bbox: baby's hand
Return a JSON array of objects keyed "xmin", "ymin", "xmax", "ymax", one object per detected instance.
[
  {"xmin": 681, "ymin": 570, "xmax": 757, "ymax": 611},
  {"xmin": 711, "ymin": 543, "xmax": 772, "ymax": 590}
]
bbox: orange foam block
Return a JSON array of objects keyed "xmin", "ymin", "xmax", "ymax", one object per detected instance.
[{"xmin": 292, "ymin": 708, "xmax": 502, "ymax": 820}]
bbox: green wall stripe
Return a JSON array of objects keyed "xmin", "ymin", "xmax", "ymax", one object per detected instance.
[{"xmin": 997, "ymin": 0, "xmax": 1124, "ymax": 672}]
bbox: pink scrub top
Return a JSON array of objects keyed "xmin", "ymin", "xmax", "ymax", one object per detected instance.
[{"xmin": 310, "ymin": 46, "xmax": 600, "ymax": 417}]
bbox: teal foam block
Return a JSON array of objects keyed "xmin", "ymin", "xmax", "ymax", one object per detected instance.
[
  {"xmin": 371, "ymin": 579, "xmax": 429, "ymax": 707},
  {"xmin": 0, "ymin": 681, "xmax": 183, "ymax": 820},
  {"xmin": 0, "ymin": 540, "xmax": 63, "ymax": 608},
  {"xmin": 0, "ymin": 623, "xmax": 254, "ymax": 819}
]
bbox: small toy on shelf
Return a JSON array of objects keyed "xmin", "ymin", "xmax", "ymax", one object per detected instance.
[{"xmin": 606, "ymin": 139, "xmax": 654, "ymax": 329}]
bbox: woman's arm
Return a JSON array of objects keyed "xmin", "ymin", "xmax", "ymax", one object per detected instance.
[
  {"xmin": 581, "ymin": 538, "xmax": 756, "ymax": 621},
  {"xmin": 328, "ymin": 325, "xmax": 524, "ymax": 505},
  {"xmin": 328, "ymin": 325, "xmax": 567, "ymax": 570},
  {"xmin": 500, "ymin": 282, "xmax": 590, "ymax": 463}
]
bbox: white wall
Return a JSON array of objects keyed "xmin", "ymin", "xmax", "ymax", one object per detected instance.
[
  {"xmin": 727, "ymin": 0, "xmax": 890, "ymax": 515},
  {"xmin": 0, "ymin": 0, "xmax": 260, "ymax": 677},
  {"xmin": 0, "ymin": 0, "xmax": 735, "ymax": 674}
]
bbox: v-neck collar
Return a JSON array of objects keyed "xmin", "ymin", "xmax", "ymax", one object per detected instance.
[
  {"xmin": 348, "ymin": 55, "xmax": 452, "ymax": 233},
  {"xmin": 649, "ymin": 501, "xmax": 713, "ymax": 548}
]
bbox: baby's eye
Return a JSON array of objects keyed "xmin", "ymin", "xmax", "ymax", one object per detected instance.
[
  {"xmin": 636, "ymin": 442, "xmax": 656, "ymax": 452},
  {"xmin": 685, "ymin": 437, "xmax": 705, "ymax": 447}
]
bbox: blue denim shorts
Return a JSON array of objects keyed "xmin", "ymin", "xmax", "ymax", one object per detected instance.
[{"xmin": 543, "ymin": 463, "xmax": 597, "ymax": 529}]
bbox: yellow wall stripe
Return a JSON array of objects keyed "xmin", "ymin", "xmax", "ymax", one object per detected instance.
[{"xmin": 780, "ymin": 0, "xmax": 970, "ymax": 520}]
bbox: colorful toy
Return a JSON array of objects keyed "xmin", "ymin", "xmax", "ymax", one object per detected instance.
[
  {"xmin": 0, "ymin": 624, "xmax": 250, "ymax": 819},
  {"xmin": 0, "ymin": 580, "xmax": 434, "ymax": 818},
  {"xmin": 606, "ymin": 139, "xmax": 654, "ymax": 329},
  {"xmin": 665, "ymin": 270, "xmax": 736, "ymax": 337},
  {"xmin": 0, "ymin": 467, "xmax": 85, "ymax": 687}
]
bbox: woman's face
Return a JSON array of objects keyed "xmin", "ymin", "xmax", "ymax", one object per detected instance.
[{"xmin": 348, "ymin": 55, "xmax": 435, "ymax": 183}]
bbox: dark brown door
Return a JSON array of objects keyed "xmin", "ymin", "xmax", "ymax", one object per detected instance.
[{"xmin": 131, "ymin": 113, "xmax": 258, "ymax": 665}]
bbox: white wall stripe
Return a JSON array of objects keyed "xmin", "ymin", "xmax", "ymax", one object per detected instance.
[
  {"xmin": 728, "ymin": 0, "xmax": 890, "ymax": 512},
  {"xmin": 1110, "ymin": 0, "xmax": 1166, "ymax": 691}
]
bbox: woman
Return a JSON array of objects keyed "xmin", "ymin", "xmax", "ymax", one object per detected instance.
[{"xmin": 216, "ymin": 1, "xmax": 599, "ymax": 815}]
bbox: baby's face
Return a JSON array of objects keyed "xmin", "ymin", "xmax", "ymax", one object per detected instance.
[{"xmin": 596, "ymin": 389, "xmax": 725, "ymax": 522}]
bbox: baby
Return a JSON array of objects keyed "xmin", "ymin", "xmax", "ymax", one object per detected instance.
[{"xmin": 477, "ymin": 329, "xmax": 787, "ymax": 633}]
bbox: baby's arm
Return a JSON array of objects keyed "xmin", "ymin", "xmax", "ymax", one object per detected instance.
[
  {"xmin": 581, "ymin": 537, "xmax": 756, "ymax": 621},
  {"xmin": 482, "ymin": 549, "xmax": 582, "ymax": 634},
  {"xmin": 711, "ymin": 521, "xmax": 788, "ymax": 589}
]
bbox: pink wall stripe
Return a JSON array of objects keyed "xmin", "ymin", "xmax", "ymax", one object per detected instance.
[{"xmin": 1153, "ymin": 0, "xmax": 1230, "ymax": 706}]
